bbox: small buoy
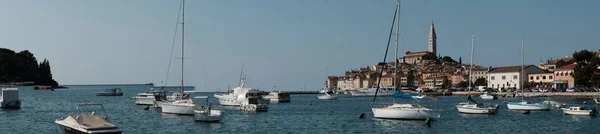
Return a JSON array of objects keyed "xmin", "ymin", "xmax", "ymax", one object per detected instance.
[
  {"xmin": 309, "ymin": 103, "xmax": 312, "ymax": 105},
  {"xmin": 425, "ymin": 118, "xmax": 432, "ymax": 127},
  {"xmin": 144, "ymin": 106, "xmax": 150, "ymax": 110},
  {"xmin": 522, "ymin": 110, "xmax": 530, "ymax": 115},
  {"xmin": 359, "ymin": 113, "xmax": 366, "ymax": 119}
]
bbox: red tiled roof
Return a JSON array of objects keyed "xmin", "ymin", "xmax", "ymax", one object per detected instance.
[
  {"xmin": 488, "ymin": 65, "xmax": 535, "ymax": 73},
  {"xmin": 555, "ymin": 63, "xmax": 576, "ymax": 71}
]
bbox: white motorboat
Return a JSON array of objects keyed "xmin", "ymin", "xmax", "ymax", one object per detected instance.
[
  {"xmin": 561, "ymin": 106, "xmax": 597, "ymax": 116},
  {"xmin": 240, "ymin": 91, "xmax": 268, "ymax": 112},
  {"xmin": 194, "ymin": 96, "xmax": 223, "ymax": 122},
  {"xmin": 0, "ymin": 88, "xmax": 20, "ymax": 109},
  {"xmin": 317, "ymin": 92, "xmax": 337, "ymax": 100},
  {"xmin": 55, "ymin": 103, "xmax": 122, "ymax": 134},
  {"xmin": 506, "ymin": 39, "xmax": 551, "ymax": 111},
  {"xmin": 263, "ymin": 91, "xmax": 290, "ymax": 102},
  {"xmin": 372, "ymin": 104, "xmax": 440, "ymax": 120},
  {"xmin": 162, "ymin": 99, "xmax": 196, "ymax": 115},
  {"xmin": 350, "ymin": 86, "xmax": 395, "ymax": 97},
  {"xmin": 480, "ymin": 92, "xmax": 497, "ymax": 100},
  {"xmin": 153, "ymin": 91, "xmax": 190, "ymax": 108},
  {"xmin": 131, "ymin": 88, "xmax": 165, "ymax": 105}
]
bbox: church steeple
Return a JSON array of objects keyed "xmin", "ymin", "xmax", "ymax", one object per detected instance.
[{"xmin": 428, "ymin": 21, "xmax": 437, "ymax": 56}]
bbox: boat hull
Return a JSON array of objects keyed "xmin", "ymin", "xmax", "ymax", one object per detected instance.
[
  {"xmin": 0, "ymin": 100, "xmax": 21, "ymax": 109},
  {"xmin": 507, "ymin": 102, "xmax": 551, "ymax": 111},
  {"xmin": 194, "ymin": 110, "xmax": 223, "ymax": 122},
  {"xmin": 55, "ymin": 121, "xmax": 122, "ymax": 134},
  {"xmin": 214, "ymin": 94, "xmax": 241, "ymax": 106},
  {"xmin": 96, "ymin": 93, "xmax": 123, "ymax": 96},
  {"xmin": 350, "ymin": 91, "xmax": 393, "ymax": 97},
  {"xmin": 562, "ymin": 109, "xmax": 596, "ymax": 116},
  {"xmin": 456, "ymin": 104, "xmax": 498, "ymax": 114},
  {"xmin": 372, "ymin": 107, "xmax": 439, "ymax": 120},
  {"xmin": 480, "ymin": 95, "xmax": 496, "ymax": 100},
  {"xmin": 317, "ymin": 95, "xmax": 337, "ymax": 100},
  {"xmin": 240, "ymin": 104, "xmax": 268, "ymax": 112},
  {"xmin": 162, "ymin": 103, "xmax": 195, "ymax": 115},
  {"xmin": 132, "ymin": 97, "xmax": 155, "ymax": 105}
]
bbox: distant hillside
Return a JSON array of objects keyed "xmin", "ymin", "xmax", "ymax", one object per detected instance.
[{"xmin": 0, "ymin": 48, "xmax": 58, "ymax": 86}]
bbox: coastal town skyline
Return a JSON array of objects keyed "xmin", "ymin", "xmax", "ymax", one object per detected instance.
[{"xmin": 1, "ymin": 0, "xmax": 598, "ymax": 91}]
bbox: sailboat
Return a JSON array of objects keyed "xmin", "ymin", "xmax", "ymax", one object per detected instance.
[
  {"xmin": 193, "ymin": 96, "xmax": 223, "ymax": 122},
  {"xmin": 455, "ymin": 34, "xmax": 498, "ymax": 114},
  {"xmin": 371, "ymin": 1, "xmax": 439, "ymax": 120},
  {"xmin": 506, "ymin": 39, "xmax": 551, "ymax": 111},
  {"xmin": 318, "ymin": 66, "xmax": 337, "ymax": 100},
  {"xmin": 161, "ymin": 0, "xmax": 197, "ymax": 115}
]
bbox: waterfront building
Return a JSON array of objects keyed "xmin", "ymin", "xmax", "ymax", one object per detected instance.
[
  {"xmin": 527, "ymin": 73, "xmax": 554, "ymax": 89},
  {"xmin": 468, "ymin": 68, "xmax": 489, "ymax": 83},
  {"xmin": 553, "ymin": 63, "xmax": 576, "ymax": 89},
  {"xmin": 539, "ymin": 57, "xmax": 573, "ymax": 72},
  {"xmin": 487, "ymin": 65, "xmax": 546, "ymax": 90}
]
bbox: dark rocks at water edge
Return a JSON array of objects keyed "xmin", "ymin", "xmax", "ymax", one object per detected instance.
[{"xmin": 0, "ymin": 47, "xmax": 60, "ymax": 87}]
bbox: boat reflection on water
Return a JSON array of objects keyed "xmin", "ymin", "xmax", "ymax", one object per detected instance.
[{"xmin": 373, "ymin": 118, "xmax": 439, "ymax": 133}]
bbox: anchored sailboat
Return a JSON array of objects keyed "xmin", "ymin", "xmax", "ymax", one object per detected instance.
[
  {"xmin": 161, "ymin": 0, "xmax": 197, "ymax": 115},
  {"xmin": 506, "ymin": 39, "xmax": 551, "ymax": 111},
  {"xmin": 455, "ymin": 34, "xmax": 498, "ymax": 114},
  {"xmin": 371, "ymin": 1, "xmax": 439, "ymax": 120}
]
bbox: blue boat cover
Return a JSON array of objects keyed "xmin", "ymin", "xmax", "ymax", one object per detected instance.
[{"xmin": 393, "ymin": 91, "xmax": 420, "ymax": 99}]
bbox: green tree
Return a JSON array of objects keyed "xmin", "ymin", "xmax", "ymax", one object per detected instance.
[
  {"xmin": 457, "ymin": 81, "xmax": 469, "ymax": 88},
  {"xmin": 572, "ymin": 50, "xmax": 600, "ymax": 87},
  {"xmin": 441, "ymin": 56, "xmax": 456, "ymax": 63}
]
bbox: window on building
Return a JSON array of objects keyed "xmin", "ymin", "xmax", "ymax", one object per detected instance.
[
  {"xmin": 542, "ymin": 76, "xmax": 546, "ymax": 79},
  {"xmin": 530, "ymin": 76, "xmax": 533, "ymax": 80},
  {"xmin": 502, "ymin": 76, "xmax": 506, "ymax": 80},
  {"xmin": 536, "ymin": 76, "xmax": 539, "ymax": 80},
  {"xmin": 514, "ymin": 84, "xmax": 517, "ymax": 88},
  {"xmin": 549, "ymin": 76, "xmax": 553, "ymax": 79},
  {"xmin": 513, "ymin": 75, "xmax": 518, "ymax": 79},
  {"xmin": 491, "ymin": 76, "xmax": 495, "ymax": 80}
]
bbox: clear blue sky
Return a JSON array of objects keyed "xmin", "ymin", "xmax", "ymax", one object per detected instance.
[{"xmin": 1, "ymin": 0, "xmax": 598, "ymax": 91}]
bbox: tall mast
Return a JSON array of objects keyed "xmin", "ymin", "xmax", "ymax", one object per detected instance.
[
  {"xmin": 394, "ymin": 0, "xmax": 400, "ymax": 89},
  {"xmin": 372, "ymin": 3, "xmax": 398, "ymax": 103},
  {"xmin": 520, "ymin": 38, "xmax": 524, "ymax": 101},
  {"xmin": 468, "ymin": 34, "xmax": 475, "ymax": 93},
  {"xmin": 180, "ymin": 0, "xmax": 185, "ymax": 95}
]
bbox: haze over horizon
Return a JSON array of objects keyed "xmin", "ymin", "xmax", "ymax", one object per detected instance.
[{"xmin": 1, "ymin": 0, "xmax": 598, "ymax": 91}]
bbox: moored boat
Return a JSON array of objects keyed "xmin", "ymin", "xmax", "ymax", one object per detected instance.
[
  {"xmin": 349, "ymin": 86, "xmax": 395, "ymax": 97},
  {"xmin": 96, "ymin": 88, "xmax": 123, "ymax": 96},
  {"xmin": 317, "ymin": 92, "xmax": 337, "ymax": 100},
  {"xmin": 561, "ymin": 106, "xmax": 597, "ymax": 116},
  {"xmin": 0, "ymin": 88, "xmax": 20, "ymax": 109},
  {"xmin": 263, "ymin": 91, "xmax": 290, "ymax": 102},
  {"xmin": 162, "ymin": 99, "xmax": 196, "ymax": 115},
  {"xmin": 193, "ymin": 96, "xmax": 223, "ymax": 122},
  {"xmin": 55, "ymin": 103, "xmax": 122, "ymax": 134},
  {"xmin": 240, "ymin": 91, "xmax": 268, "ymax": 112},
  {"xmin": 480, "ymin": 92, "xmax": 497, "ymax": 100}
]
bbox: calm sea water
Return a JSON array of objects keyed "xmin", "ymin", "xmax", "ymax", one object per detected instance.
[{"xmin": 1, "ymin": 85, "xmax": 599, "ymax": 134}]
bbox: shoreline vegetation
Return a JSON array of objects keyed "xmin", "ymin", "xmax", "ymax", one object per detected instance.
[{"xmin": 0, "ymin": 48, "xmax": 60, "ymax": 89}]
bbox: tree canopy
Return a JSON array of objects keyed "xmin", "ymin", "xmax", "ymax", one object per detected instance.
[
  {"xmin": 0, "ymin": 48, "xmax": 58, "ymax": 86},
  {"xmin": 572, "ymin": 50, "xmax": 600, "ymax": 87}
]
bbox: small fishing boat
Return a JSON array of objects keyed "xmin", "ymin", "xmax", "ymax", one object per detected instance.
[
  {"xmin": 193, "ymin": 96, "xmax": 223, "ymax": 122},
  {"xmin": 162, "ymin": 99, "xmax": 196, "ymax": 115},
  {"xmin": 593, "ymin": 98, "xmax": 600, "ymax": 104},
  {"xmin": 131, "ymin": 88, "xmax": 166, "ymax": 105},
  {"xmin": 240, "ymin": 92, "xmax": 268, "ymax": 112},
  {"xmin": 317, "ymin": 92, "xmax": 337, "ymax": 100},
  {"xmin": 55, "ymin": 103, "xmax": 122, "ymax": 134},
  {"xmin": 96, "ymin": 88, "xmax": 123, "ymax": 96},
  {"xmin": 480, "ymin": 92, "xmax": 497, "ymax": 100},
  {"xmin": 0, "ymin": 88, "xmax": 20, "ymax": 109},
  {"xmin": 561, "ymin": 106, "xmax": 597, "ymax": 116},
  {"xmin": 456, "ymin": 96, "xmax": 498, "ymax": 114}
]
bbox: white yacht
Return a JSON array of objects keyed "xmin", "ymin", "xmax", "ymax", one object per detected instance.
[
  {"xmin": 55, "ymin": 104, "xmax": 122, "ymax": 134},
  {"xmin": 0, "ymin": 88, "xmax": 20, "ymax": 108},
  {"xmin": 263, "ymin": 91, "xmax": 290, "ymax": 102},
  {"xmin": 561, "ymin": 106, "xmax": 597, "ymax": 116},
  {"xmin": 317, "ymin": 92, "xmax": 337, "ymax": 100},
  {"xmin": 215, "ymin": 77, "xmax": 263, "ymax": 106},
  {"xmin": 193, "ymin": 96, "xmax": 223, "ymax": 122},
  {"xmin": 350, "ymin": 86, "xmax": 395, "ymax": 97}
]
